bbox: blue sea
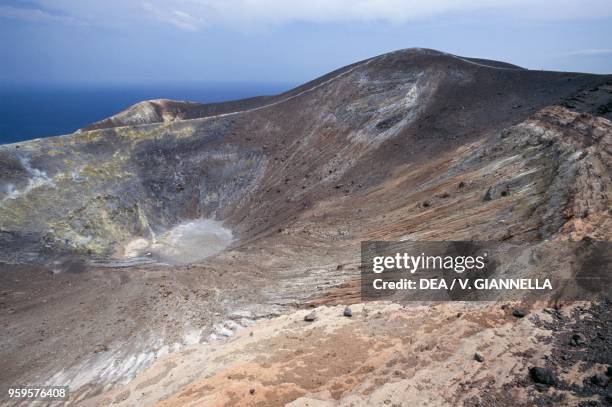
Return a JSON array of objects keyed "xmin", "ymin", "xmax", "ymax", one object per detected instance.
[{"xmin": 0, "ymin": 82, "xmax": 293, "ymax": 144}]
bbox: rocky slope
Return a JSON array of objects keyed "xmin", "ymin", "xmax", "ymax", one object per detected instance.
[
  {"xmin": 0, "ymin": 48, "xmax": 611, "ymax": 406},
  {"xmin": 86, "ymin": 301, "xmax": 612, "ymax": 406}
]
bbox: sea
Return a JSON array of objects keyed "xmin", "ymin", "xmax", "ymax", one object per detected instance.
[{"xmin": 0, "ymin": 82, "xmax": 293, "ymax": 144}]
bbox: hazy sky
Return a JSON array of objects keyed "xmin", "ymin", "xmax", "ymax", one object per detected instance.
[{"xmin": 1, "ymin": 0, "xmax": 612, "ymax": 84}]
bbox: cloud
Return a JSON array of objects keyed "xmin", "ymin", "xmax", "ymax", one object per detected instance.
[
  {"xmin": 134, "ymin": 0, "xmax": 612, "ymax": 30},
  {"xmin": 141, "ymin": 1, "xmax": 201, "ymax": 31},
  {"xmin": 564, "ymin": 48, "xmax": 612, "ymax": 57},
  {"xmin": 5, "ymin": 0, "xmax": 612, "ymax": 31},
  {"xmin": 0, "ymin": 5, "xmax": 82, "ymax": 25}
]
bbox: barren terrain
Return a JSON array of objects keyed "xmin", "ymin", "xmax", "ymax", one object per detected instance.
[{"xmin": 1, "ymin": 49, "xmax": 611, "ymax": 405}]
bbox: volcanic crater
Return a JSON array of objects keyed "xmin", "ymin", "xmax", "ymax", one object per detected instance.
[{"xmin": 0, "ymin": 48, "xmax": 611, "ymax": 406}]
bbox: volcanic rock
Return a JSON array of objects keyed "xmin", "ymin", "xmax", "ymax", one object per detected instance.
[
  {"xmin": 570, "ymin": 333, "xmax": 587, "ymax": 346},
  {"xmin": 529, "ymin": 367, "xmax": 557, "ymax": 386},
  {"xmin": 304, "ymin": 311, "xmax": 317, "ymax": 322},
  {"xmin": 590, "ymin": 373, "xmax": 610, "ymax": 387}
]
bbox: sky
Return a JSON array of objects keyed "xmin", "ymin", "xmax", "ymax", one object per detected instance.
[{"xmin": 1, "ymin": 0, "xmax": 612, "ymax": 85}]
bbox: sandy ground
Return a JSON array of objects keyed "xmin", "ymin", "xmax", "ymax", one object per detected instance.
[
  {"xmin": 81, "ymin": 300, "xmax": 611, "ymax": 406},
  {"xmin": 0, "ymin": 238, "xmax": 356, "ymax": 404}
]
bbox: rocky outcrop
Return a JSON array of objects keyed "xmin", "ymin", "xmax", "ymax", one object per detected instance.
[{"xmin": 85, "ymin": 99, "xmax": 199, "ymax": 128}]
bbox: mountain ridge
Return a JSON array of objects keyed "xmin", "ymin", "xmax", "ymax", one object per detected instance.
[{"xmin": 78, "ymin": 48, "xmax": 589, "ymax": 133}]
